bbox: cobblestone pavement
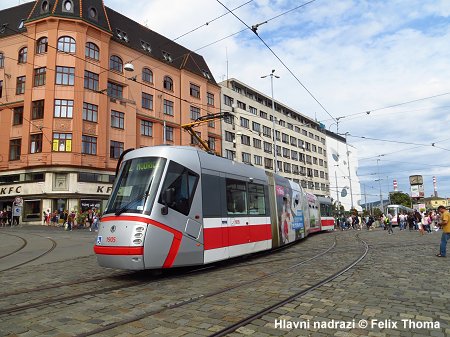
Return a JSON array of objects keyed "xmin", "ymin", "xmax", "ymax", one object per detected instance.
[{"xmin": 0, "ymin": 226, "xmax": 448, "ymax": 337}]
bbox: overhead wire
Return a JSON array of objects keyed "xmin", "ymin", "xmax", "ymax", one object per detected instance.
[{"xmin": 214, "ymin": 0, "xmax": 336, "ymax": 123}]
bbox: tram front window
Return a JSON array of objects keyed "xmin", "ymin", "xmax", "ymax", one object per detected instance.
[{"xmin": 105, "ymin": 157, "xmax": 166, "ymax": 215}]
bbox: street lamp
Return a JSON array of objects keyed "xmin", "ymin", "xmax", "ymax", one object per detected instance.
[
  {"xmin": 376, "ymin": 159, "xmax": 383, "ymax": 212},
  {"xmin": 344, "ymin": 132, "xmax": 354, "ymax": 210},
  {"xmin": 261, "ymin": 69, "xmax": 280, "ymax": 173}
]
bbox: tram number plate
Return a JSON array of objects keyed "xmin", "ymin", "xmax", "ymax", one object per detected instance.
[{"xmin": 106, "ymin": 236, "xmax": 117, "ymax": 243}]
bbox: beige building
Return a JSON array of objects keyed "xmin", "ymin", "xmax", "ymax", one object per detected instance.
[
  {"xmin": 0, "ymin": 1, "xmax": 220, "ymax": 224},
  {"xmin": 220, "ymin": 78, "xmax": 329, "ymax": 196}
]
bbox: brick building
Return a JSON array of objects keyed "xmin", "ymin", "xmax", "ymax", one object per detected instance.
[{"xmin": 0, "ymin": 0, "xmax": 220, "ymax": 224}]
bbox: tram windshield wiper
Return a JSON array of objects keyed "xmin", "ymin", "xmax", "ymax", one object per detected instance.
[
  {"xmin": 114, "ymin": 192, "xmax": 149, "ymax": 216},
  {"xmin": 114, "ymin": 176, "xmax": 154, "ymax": 216}
]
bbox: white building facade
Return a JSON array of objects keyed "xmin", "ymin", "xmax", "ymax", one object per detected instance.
[
  {"xmin": 325, "ymin": 131, "xmax": 362, "ymax": 211},
  {"xmin": 219, "ymin": 79, "xmax": 330, "ymax": 196}
]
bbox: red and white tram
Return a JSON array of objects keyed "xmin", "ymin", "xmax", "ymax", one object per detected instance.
[{"xmin": 94, "ymin": 146, "xmax": 332, "ymax": 270}]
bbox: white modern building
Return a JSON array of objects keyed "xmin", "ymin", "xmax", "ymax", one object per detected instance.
[
  {"xmin": 326, "ymin": 131, "xmax": 362, "ymax": 211},
  {"xmin": 219, "ymin": 78, "xmax": 330, "ymax": 196}
]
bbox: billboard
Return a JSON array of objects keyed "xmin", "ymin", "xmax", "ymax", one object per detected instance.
[{"xmin": 410, "ymin": 184, "xmax": 424, "ymax": 198}]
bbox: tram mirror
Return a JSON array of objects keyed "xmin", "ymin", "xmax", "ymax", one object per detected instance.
[{"xmin": 161, "ymin": 188, "xmax": 175, "ymax": 215}]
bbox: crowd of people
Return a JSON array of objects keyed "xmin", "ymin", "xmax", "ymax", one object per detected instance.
[
  {"xmin": 335, "ymin": 206, "xmax": 450, "ymax": 258},
  {"xmin": 43, "ymin": 208, "xmax": 100, "ymax": 232}
]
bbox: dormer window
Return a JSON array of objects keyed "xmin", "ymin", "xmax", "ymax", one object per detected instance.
[
  {"xmin": 89, "ymin": 7, "xmax": 97, "ymax": 19},
  {"xmin": 140, "ymin": 40, "xmax": 151, "ymax": 53},
  {"xmin": 162, "ymin": 51, "xmax": 172, "ymax": 63},
  {"xmin": 202, "ymin": 70, "xmax": 211, "ymax": 80},
  {"xmin": 115, "ymin": 29, "xmax": 129, "ymax": 42},
  {"xmin": 41, "ymin": 1, "xmax": 49, "ymax": 13},
  {"xmin": 63, "ymin": 0, "xmax": 73, "ymax": 12},
  {"xmin": 18, "ymin": 20, "xmax": 25, "ymax": 30}
]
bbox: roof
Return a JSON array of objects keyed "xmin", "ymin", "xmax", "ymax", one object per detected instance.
[{"xmin": 0, "ymin": 1, "xmax": 217, "ymax": 84}]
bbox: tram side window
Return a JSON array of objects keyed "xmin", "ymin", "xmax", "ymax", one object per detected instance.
[
  {"xmin": 159, "ymin": 161, "xmax": 199, "ymax": 215},
  {"xmin": 226, "ymin": 179, "xmax": 247, "ymax": 215},
  {"xmin": 248, "ymin": 183, "xmax": 266, "ymax": 215}
]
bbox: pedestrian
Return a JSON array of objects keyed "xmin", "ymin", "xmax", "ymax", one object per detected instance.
[
  {"xmin": 436, "ymin": 206, "xmax": 450, "ymax": 257},
  {"xmin": 386, "ymin": 214, "xmax": 393, "ymax": 235}
]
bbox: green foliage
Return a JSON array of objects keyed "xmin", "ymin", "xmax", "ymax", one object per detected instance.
[
  {"xmin": 373, "ymin": 208, "xmax": 382, "ymax": 218},
  {"xmin": 390, "ymin": 192, "xmax": 412, "ymax": 208}
]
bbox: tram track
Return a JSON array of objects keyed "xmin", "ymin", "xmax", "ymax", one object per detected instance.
[
  {"xmin": 209, "ymin": 234, "xmax": 369, "ymax": 336},
  {"xmin": 0, "ymin": 232, "xmax": 27, "ymax": 259},
  {"xmin": 70, "ymin": 235, "xmax": 339, "ymax": 337},
  {"xmin": 0, "ymin": 233, "xmax": 58, "ymax": 272},
  {"xmin": 0, "ymin": 234, "xmax": 336, "ymax": 319}
]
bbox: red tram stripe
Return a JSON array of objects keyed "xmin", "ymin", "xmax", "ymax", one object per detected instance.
[
  {"xmin": 204, "ymin": 224, "xmax": 272, "ymax": 250},
  {"xmin": 94, "ymin": 246, "xmax": 143, "ymax": 255},
  {"xmin": 98, "ymin": 216, "xmax": 182, "ymax": 268}
]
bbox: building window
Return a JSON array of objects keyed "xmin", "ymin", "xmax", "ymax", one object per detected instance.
[
  {"xmin": 252, "ymin": 122, "xmax": 260, "ymax": 133},
  {"xmin": 0, "ymin": 80, "xmax": 3, "ymax": 98},
  {"xmin": 85, "ymin": 42, "xmax": 99, "ymax": 60},
  {"xmin": 16, "ymin": 76, "xmax": 25, "ymax": 95},
  {"xmin": 63, "ymin": 0, "xmax": 74, "ymax": 12},
  {"xmin": 18, "ymin": 47, "xmax": 27, "ymax": 63},
  {"xmin": 111, "ymin": 110, "xmax": 124, "ymax": 129},
  {"xmin": 141, "ymin": 120, "xmax": 153, "ymax": 137},
  {"xmin": 142, "ymin": 68, "xmax": 153, "ymax": 83},
  {"xmin": 190, "ymin": 83, "xmax": 200, "ymax": 98},
  {"xmin": 82, "ymin": 135, "xmax": 97, "ymax": 155},
  {"xmin": 52, "ymin": 133, "xmax": 72, "ymax": 152},
  {"xmin": 107, "ymin": 82, "xmax": 123, "ymax": 99},
  {"xmin": 84, "ymin": 70, "xmax": 99, "ymax": 91},
  {"xmin": 163, "ymin": 99, "xmax": 174, "ymax": 116},
  {"xmin": 190, "ymin": 106, "xmax": 200, "ymax": 120},
  {"xmin": 242, "ymin": 152, "xmax": 251, "ymax": 164},
  {"xmin": 165, "ymin": 126, "xmax": 174, "ymax": 141},
  {"xmin": 264, "ymin": 158, "xmax": 273, "ymax": 170},
  {"xmin": 109, "ymin": 55, "xmax": 123, "ymax": 72},
  {"xmin": 262, "ymin": 126, "xmax": 271, "ymax": 137},
  {"xmin": 0, "ymin": 53, "xmax": 3, "ymax": 68},
  {"xmin": 56, "ymin": 66, "xmax": 75, "ymax": 85},
  {"xmin": 110, "ymin": 140, "xmax": 123, "ymax": 159},
  {"xmin": 225, "ymin": 131, "xmax": 235, "ymax": 142},
  {"xmin": 142, "ymin": 92, "xmax": 153, "ymax": 110},
  {"xmin": 191, "ymin": 131, "xmax": 201, "ymax": 145},
  {"xmin": 36, "ymin": 37, "xmax": 48, "ymax": 54},
  {"xmin": 30, "ymin": 133, "xmax": 43, "ymax": 154},
  {"xmin": 9, "ymin": 139, "xmax": 21, "ymax": 161},
  {"xmin": 208, "ymin": 137, "xmax": 216, "ymax": 151},
  {"xmin": 223, "ymin": 95, "xmax": 233, "ymax": 106},
  {"xmin": 31, "ymin": 100, "xmax": 44, "ymax": 119},
  {"xmin": 240, "ymin": 117, "xmax": 249, "ymax": 129},
  {"xmin": 253, "ymin": 138, "xmax": 262, "ymax": 149},
  {"xmin": 57, "ymin": 36, "xmax": 76, "ymax": 53},
  {"xmin": 249, "ymin": 106, "xmax": 257, "ymax": 115},
  {"xmin": 241, "ymin": 135, "xmax": 251, "ymax": 146},
  {"xmin": 254, "ymin": 155, "xmax": 262, "ymax": 166},
  {"xmin": 33, "ymin": 67, "xmax": 46, "ymax": 87},
  {"xmin": 263, "ymin": 141, "xmax": 272, "ymax": 153},
  {"xmin": 54, "ymin": 99, "xmax": 74, "ymax": 118},
  {"xmin": 225, "ymin": 149, "xmax": 235, "ymax": 160},
  {"xmin": 83, "ymin": 102, "xmax": 98, "ymax": 122},
  {"xmin": 13, "ymin": 106, "xmax": 23, "ymax": 125},
  {"xmin": 163, "ymin": 76, "xmax": 173, "ymax": 91},
  {"xmin": 207, "ymin": 92, "xmax": 214, "ymax": 106}
]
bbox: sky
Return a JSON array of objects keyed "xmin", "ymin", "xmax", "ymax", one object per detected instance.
[{"xmin": 4, "ymin": 0, "xmax": 450, "ymax": 204}]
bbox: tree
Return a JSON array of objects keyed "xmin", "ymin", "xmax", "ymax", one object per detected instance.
[{"xmin": 389, "ymin": 192, "xmax": 412, "ymax": 208}]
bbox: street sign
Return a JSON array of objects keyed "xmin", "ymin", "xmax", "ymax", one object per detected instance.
[{"xmin": 13, "ymin": 206, "xmax": 22, "ymax": 216}]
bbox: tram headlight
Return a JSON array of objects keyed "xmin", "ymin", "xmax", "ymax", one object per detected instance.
[
  {"xmin": 133, "ymin": 239, "xmax": 143, "ymax": 245},
  {"xmin": 136, "ymin": 226, "xmax": 145, "ymax": 232},
  {"xmin": 134, "ymin": 233, "xmax": 143, "ymax": 238}
]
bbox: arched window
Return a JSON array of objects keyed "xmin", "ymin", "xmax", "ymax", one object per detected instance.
[
  {"xmin": 0, "ymin": 53, "xmax": 4, "ymax": 68},
  {"xmin": 57, "ymin": 36, "xmax": 76, "ymax": 53},
  {"xmin": 109, "ymin": 55, "xmax": 123, "ymax": 73},
  {"xmin": 142, "ymin": 68, "xmax": 153, "ymax": 83},
  {"xmin": 85, "ymin": 42, "xmax": 99, "ymax": 60},
  {"xmin": 163, "ymin": 76, "xmax": 173, "ymax": 91},
  {"xmin": 18, "ymin": 47, "xmax": 27, "ymax": 63},
  {"xmin": 36, "ymin": 37, "xmax": 48, "ymax": 54}
]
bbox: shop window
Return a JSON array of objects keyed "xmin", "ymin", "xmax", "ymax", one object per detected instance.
[{"xmin": 23, "ymin": 200, "xmax": 41, "ymax": 221}]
